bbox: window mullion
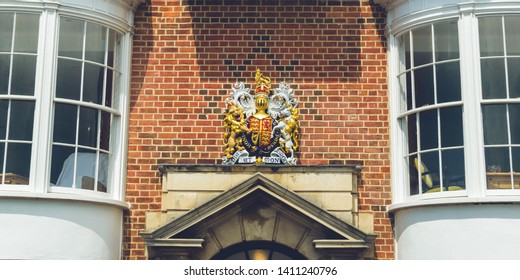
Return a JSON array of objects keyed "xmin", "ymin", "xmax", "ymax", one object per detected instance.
[
  {"xmin": 501, "ymin": 17, "xmax": 515, "ymax": 189},
  {"xmin": 431, "ymin": 25, "xmax": 445, "ymax": 191},
  {"xmin": 32, "ymin": 9, "xmax": 58, "ymax": 193},
  {"xmin": 460, "ymin": 13, "xmax": 486, "ymax": 197},
  {"xmin": 409, "ymin": 31, "xmax": 423, "ymax": 194},
  {"xmin": 389, "ymin": 34, "xmax": 408, "ymax": 201}
]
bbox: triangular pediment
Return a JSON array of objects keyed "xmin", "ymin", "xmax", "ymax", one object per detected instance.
[{"xmin": 141, "ymin": 173, "xmax": 376, "ymax": 259}]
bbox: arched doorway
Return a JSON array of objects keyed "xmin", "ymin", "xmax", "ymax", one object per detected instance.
[
  {"xmin": 142, "ymin": 173, "xmax": 376, "ymax": 260},
  {"xmin": 212, "ymin": 241, "xmax": 306, "ymax": 260}
]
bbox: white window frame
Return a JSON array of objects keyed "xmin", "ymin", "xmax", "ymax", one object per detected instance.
[
  {"xmin": 396, "ymin": 20, "xmax": 466, "ymax": 198},
  {"xmin": 48, "ymin": 16, "xmax": 123, "ymax": 198},
  {"xmin": 0, "ymin": 11, "xmax": 42, "ymax": 192},
  {"xmin": 476, "ymin": 14, "xmax": 520, "ymax": 197}
]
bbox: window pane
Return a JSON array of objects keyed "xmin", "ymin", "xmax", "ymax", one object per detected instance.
[
  {"xmin": 510, "ymin": 104, "xmax": 520, "ymax": 144},
  {"xmin": 513, "ymin": 147, "xmax": 520, "ymax": 173},
  {"xmin": 479, "ymin": 17, "xmax": 504, "ymax": 57},
  {"xmin": 482, "ymin": 104, "xmax": 508, "ymax": 145},
  {"xmin": 409, "ymin": 155, "xmax": 419, "ymax": 195},
  {"xmin": 111, "ymin": 71, "xmax": 121, "ymax": 110},
  {"xmin": 57, "ymin": 149, "xmax": 106, "ymax": 191},
  {"xmin": 53, "ymin": 103, "xmax": 77, "ymax": 144},
  {"xmin": 5, "ymin": 142, "xmax": 31, "ymax": 182},
  {"xmin": 419, "ymin": 110, "xmax": 438, "ymax": 150},
  {"xmin": 100, "ymin": 111, "xmax": 111, "ymax": 151},
  {"xmin": 0, "ymin": 14, "xmax": 14, "ymax": 52},
  {"xmin": 414, "ymin": 66, "xmax": 434, "ymax": 107},
  {"xmin": 486, "ymin": 147, "xmax": 511, "ymax": 189},
  {"xmin": 13, "ymin": 14, "xmax": 39, "ymax": 54},
  {"xmin": 56, "ymin": 58, "xmax": 81, "ymax": 100},
  {"xmin": 85, "ymin": 22, "xmax": 106, "ymax": 64},
  {"xmin": 0, "ymin": 143, "xmax": 4, "ymax": 178},
  {"xmin": 50, "ymin": 145, "xmax": 75, "ymax": 186},
  {"xmin": 420, "ymin": 151, "xmax": 440, "ymax": 192},
  {"xmin": 507, "ymin": 57, "xmax": 520, "ymax": 98},
  {"xmin": 0, "ymin": 100, "xmax": 7, "ymax": 139},
  {"xmin": 9, "ymin": 100, "xmax": 34, "ymax": 141},
  {"xmin": 413, "ymin": 25, "xmax": 432, "ymax": 66},
  {"xmin": 107, "ymin": 30, "xmax": 116, "ymax": 68},
  {"xmin": 505, "ymin": 16, "xmax": 520, "ymax": 56},
  {"xmin": 442, "ymin": 149, "xmax": 465, "ymax": 190},
  {"xmin": 485, "ymin": 147, "xmax": 510, "ymax": 173},
  {"xmin": 440, "ymin": 106, "xmax": 463, "ymax": 147},
  {"xmin": 406, "ymin": 71, "xmax": 412, "ymax": 110},
  {"xmin": 11, "ymin": 55, "xmax": 36, "ymax": 96},
  {"xmin": 98, "ymin": 151, "xmax": 109, "ymax": 192},
  {"xmin": 58, "ymin": 18, "xmax": 84, "ymax": 59},
  {"xmin": 400, "ymin": 32, "xmax": 411, "ymax": 70},
  {"xmin": 105, "ymin": 69, "xmax": 114, "ymax": 108},
  {"xmin": 407, "ymin": 114, "xmax": 417, "ymax": 154},
  {"xmin": 83, "ymin": 63, "xmax": 104, "ymax": 104},
  {"xmin": 78, "ymin": 107, "xmax": 98, "ymax": 148},
  {"xmin": 0, "ymin": 54, "xmax": 10, "ymax": 95},
  {"xmin": 436, "ymin": 62, "xmax": 461, "ymax": 103},
  {"xmin": 481, "ymin": 58, "xmax": 506, "ymax": 99},
  {"xmin": 434, "ymin": 21, "xmax": 459, "ymax": 61}
]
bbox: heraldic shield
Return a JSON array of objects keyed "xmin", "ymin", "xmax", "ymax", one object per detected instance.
[{"xmin": 222, "ymin": 69, "xmax": 299, "ymax": 165}]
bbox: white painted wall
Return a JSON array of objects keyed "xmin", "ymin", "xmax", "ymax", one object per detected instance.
[
  {"xmin": 394, "ymin": 204, "xmax": 520, "ymax": 259},
  {"xmin": 0, "ymin": 198, "xmax": 123, "ymax": 259}
]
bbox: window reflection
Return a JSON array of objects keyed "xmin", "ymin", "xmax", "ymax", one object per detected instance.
[
  {"xmin": 6, "ymin": 143, "xmax": 31, "ymax": 179},
  {"xmin": 440, "ymin": 107, "xmax": 463, "ymax": 147},
  {"xmin": 479, "ymin": 17, "xmax": 504, "ymax": 57},
  {"xmin": 0, "ymin": 14, "xmax": 14, "ymax": 52},
  {"xmin": 56, "ymin": 59, "xmax": 82, "ymax": 100},
  {"xmin": 85, "ymin": 22, "xmax": 106, "ymax": 64},
  {"xmin": 0, "ymin": 55, "xmax": 9, "ymax": 94},
  {"xmin": 11, "ymin": 55, "xmax": 36, "ymax": 96},
  {"xmin": 414, "ymin": 66, "xmax": 434, "ymax": 107},
  {"xmin": 481, "ymin": 58, "xmax": 507, "ymax": 99},
  {"xmin": 482, "ymin": 105, "xmax": 508, "ymax": 145},
  {"xmin": 83, "ymin": 63, "xmax": 104, "ymax": 104},
  {"xmin": 442, "ymin": 149, "xmax": 466, "ymax": 188},
  {"xmin": 505, "ymin": 17, "xmax": 520, "ymax": 56},
  {"xmin": 13, "ymin": 14, "xmax": 39, "ymax": 54},
  {"xmin": 419, "ymin": 110, "xmax": 438, "ymax": 150},
  {"xmin": 507, "ymin": 58, "xmax": 520, "ymax": 98},
  {"xmin": 9, "ymin": 101, "xmax": 34, "ymax": 141},
  {"xmin": 58, "ymin": 18, "xmax": 83, "ymax": 59},
  {"xmin": 435, "ymin": 21, "xmax": 459, "ymax": 61},
  {"xmin": 436, "ymin": 62, "xmax": 461, "ymax": 103},
  {"xmin": 413, "ymin": 25, "xmax": 432, "ymax": 66}
]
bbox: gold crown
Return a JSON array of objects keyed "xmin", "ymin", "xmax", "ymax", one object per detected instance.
[{"xmin": 254, "ymin": 69, "xmax": 271, "ymax": 94}]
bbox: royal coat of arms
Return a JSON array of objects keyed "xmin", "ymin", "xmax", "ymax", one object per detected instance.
[{"xmin": 222, "ymin": 69, "xmax": 300, "ymax": 165}]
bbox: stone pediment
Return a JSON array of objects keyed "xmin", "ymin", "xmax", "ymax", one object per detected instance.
[{"xmin": 141, "ymin": 169, "xmax": 376, "ymax": 260}]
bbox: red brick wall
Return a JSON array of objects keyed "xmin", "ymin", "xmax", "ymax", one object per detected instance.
[{"xmin": 125, "ymin": 0, "xmax": 392, "ymax": 260}]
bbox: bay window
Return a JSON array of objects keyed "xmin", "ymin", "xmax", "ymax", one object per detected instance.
[
  {"xmin": 394, "ymin": 12, "xmax": 520, "ymax": 199},
  {"xmin": 0, "ymin": 4, "xmax": 131, "ymax": 202}
]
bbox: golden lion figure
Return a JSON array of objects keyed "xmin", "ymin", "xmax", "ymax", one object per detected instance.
[{"xmin": 223, "ymin": 104, "xmax": 251, "ymax": 158}]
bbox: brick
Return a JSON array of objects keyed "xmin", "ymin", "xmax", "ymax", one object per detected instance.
[{"xmin": 125, "ymin": 0, "xmax": 393, "ymax": 260}]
